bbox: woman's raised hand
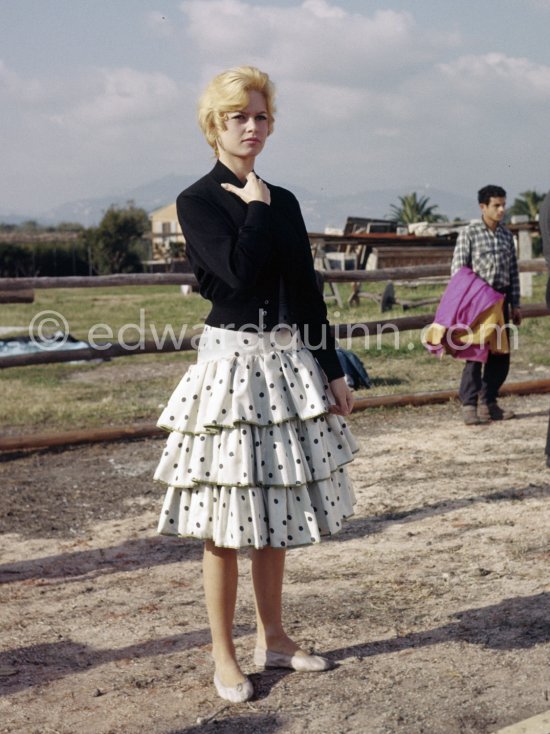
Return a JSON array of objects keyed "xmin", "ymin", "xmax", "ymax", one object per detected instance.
[{"xmin": 221, "ymin": 172, "xmax": 271, "ymax": 205}]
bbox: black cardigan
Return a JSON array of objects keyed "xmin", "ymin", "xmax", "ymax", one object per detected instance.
[{"xmin": 176, "ymin": 160, "xmax": 343, "ymax": 381}]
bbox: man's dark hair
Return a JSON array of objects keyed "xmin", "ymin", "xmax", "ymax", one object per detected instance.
[{"xmin": 478, "ymin": 185, "xmax": 506, "ymax": 205}]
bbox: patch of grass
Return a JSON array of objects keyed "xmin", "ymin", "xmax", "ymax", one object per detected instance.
[
  {"xmin": 0, "ymin": 352, "xmax": 194, "ymax": 434},
  {"xmin": 0, "ymin": 286, "xmax": 209, "ymax": 342}
]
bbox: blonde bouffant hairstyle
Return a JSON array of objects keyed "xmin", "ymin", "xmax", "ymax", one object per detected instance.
[{"xmin": 198, "ymin": 66, "xmax": 276, "ymax": 157}]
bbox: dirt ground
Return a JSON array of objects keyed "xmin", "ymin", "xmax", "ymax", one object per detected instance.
[{"xmin": 1, "ymin": 394, "xmax": 550, "ymax": 734}]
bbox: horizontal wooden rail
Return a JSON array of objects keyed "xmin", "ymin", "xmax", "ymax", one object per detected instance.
[
  {"xmin": 353, "ymin": 377, "xmax": 550, "ymax": 410},
  {"xmin": 0, "ymin": 259, "xmax": 546, "ymax": 291},
  {"xmin": 0, "ymin": 424, "xmax": 163, "ymax": 453},
  {"xmin": 1, "ymin": 304, "xmax": 548, "ymax": 370},
  {"xmin": 325, "ymin": 259, "xmax": 547, "ymax": 283},
  {"xmin": 0, "ymin": 289, "xmax": 34, "ymax": 304},
  {"xmin": 2, "ymin": 377, "xmax": 550, "ymax": 454},
  {"xmin": 0, "ymin": 336, "xmax": 198, "ymax": 368},
  {"xmin": 0, "ymin": 272, "xmax": 197, "ymax": 290}
]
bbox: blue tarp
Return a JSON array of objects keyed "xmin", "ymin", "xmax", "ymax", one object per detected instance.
[{"xmin": 0, "ymin": 333, "xmax": 91, "ymax": 356}]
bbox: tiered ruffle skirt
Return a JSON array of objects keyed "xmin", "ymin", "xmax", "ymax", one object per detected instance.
[{"xmin": 154, "ymin": 325, "xmax": 357, "ymax": 549}]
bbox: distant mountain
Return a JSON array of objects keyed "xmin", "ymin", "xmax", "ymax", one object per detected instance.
[
  {"xmin": 0, "ymin": 212, "xmax": 36, "ymax": 224},
  {"xmin": 33, "ymin": 174, "xmax": 197, "ymax": 227},
  {"xmin": 1, "ymin": 176, "xmax": 478, "ymax": 231},
  {"xmin": 293, "ymin": 185, "xmax": 476, "ymax": 232}
]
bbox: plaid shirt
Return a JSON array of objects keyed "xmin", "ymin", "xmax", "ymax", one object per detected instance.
[{"xmin": 451, "ymin": 220, "xmax": 520, "ymax": 307}]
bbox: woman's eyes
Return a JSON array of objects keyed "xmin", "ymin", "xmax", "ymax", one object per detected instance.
[{"xmin": 230, "ymin": 113, "xmax": 268, "ymax": 121}]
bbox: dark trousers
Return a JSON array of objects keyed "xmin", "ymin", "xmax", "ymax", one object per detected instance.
[
  {"xmin": 459, "ymin": 297, "xmax": 512, "ymax": 407},
  {"xmin": 459, "ymin": 353, "xmax": 511, "ymax": 406}
]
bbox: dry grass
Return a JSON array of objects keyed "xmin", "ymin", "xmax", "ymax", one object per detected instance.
[{"xmin": 1, "ymin": 276, "xmax": 549, "ymax": 434}]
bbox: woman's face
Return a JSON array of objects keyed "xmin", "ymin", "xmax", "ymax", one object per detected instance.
[{"xmin": 217, "ymin": 89, "xmax": 269, "ymax": 163}]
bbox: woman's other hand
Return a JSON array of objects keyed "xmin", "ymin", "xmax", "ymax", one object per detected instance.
[
  {"xmin": 328, "ymin": 376, "xmax": 354, "ymax": 416},
  {"xmin": 221, "ymin": 172, "xmax": 271, "ymax": 205}
]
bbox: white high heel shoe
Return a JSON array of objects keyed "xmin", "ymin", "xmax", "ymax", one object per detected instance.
[
  {"xmin": 213, "ymin": 672, "xmax": 254, "ymax": 703},
  {"xmin": 253, "ymin": 646, "xmax": 332, "ymax": 672}
]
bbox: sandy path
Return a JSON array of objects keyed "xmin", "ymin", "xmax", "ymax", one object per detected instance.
[{"xmin": 1, "ymin": 395, "xmax": 549, "ymax": 733}]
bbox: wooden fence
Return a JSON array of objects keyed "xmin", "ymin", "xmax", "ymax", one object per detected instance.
[
  {"xmin": 1, "ymin": 260, "xmax": 549, "ymax": 452},
  {"xmin": 0, "ymin": 260, "xmax": 548, "ymax": 371}
]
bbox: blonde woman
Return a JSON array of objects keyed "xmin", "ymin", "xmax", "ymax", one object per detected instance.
[{"xmin": 154, "ymin": 66, "xmax": 357, "ymax": 703}]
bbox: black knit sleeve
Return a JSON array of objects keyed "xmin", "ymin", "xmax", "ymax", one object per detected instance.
[{"xmin": 285, "ymin": 193, "xmax": 344, "ymax": 382}]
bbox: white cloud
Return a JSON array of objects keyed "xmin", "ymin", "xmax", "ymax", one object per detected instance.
[
  {"xmin": 2, "ymin": 1, "xmax": 549, "ymax": 220},
  {"xmin": 439, "ymin": 52, "xmax": 550, "ymax": 99},
  {"xmin": 0, "ymin": 59, "xmax": 192, "ymax": 211},
  {"xmin": 180, "ymin": 0, "xmax": 458, "ymax": 86},
  {"xmin": 50, "ymin": 67, "xmax": 179, "ymax": 127},
  {"xmin": 0, "ymin": 60, "xmax": 56, "ymax": 104}
]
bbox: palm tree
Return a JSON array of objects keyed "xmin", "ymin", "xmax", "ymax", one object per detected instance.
[
  {"xmin": 508, "ymin": 190, "xmax": 545, "ymax": 220},
  {"xmin": 389, "ymin": 192, "xmax": 446, "ymax": 224}
]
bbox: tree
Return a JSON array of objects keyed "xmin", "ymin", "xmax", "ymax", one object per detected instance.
[
  {"xmin": 508, "ymin": 190, "xmax": 545, "ymax": 220},
  {"xmin": 389, "ymin": 192, "xmax": 446, "ymax": 224},
  {"xmin": 84, "ymin": 203, "xmax": 149, "ymax": 274},
  {"xmin": 57, "ymin": 221, "xmax": 85, "ymax": 232},
  {"xmin": 19, "ymin": 219, "xmax": 40, "ymax": 231}
]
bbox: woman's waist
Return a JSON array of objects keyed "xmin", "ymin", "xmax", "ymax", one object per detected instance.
[
  {"xmin": 197, "ymin": 324, "xmax": 302, "ymax": 362},
  {"xmin": 206, "ymin": 301, "xmax": 291, "ymax": 332}
]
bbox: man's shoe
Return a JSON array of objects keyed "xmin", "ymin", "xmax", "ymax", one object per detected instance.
[
  {"xmin": 478, "ymin": 402, "xmax": 515, "ymax": 421},
  {"xmin": 462, "ymin": 406, "xmax": 488, "ymax": 425}
]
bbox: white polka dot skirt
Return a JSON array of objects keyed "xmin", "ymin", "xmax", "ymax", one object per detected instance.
[{"xmin": 154, "ymin": 325, "xmax": 357, "ymax": 549}]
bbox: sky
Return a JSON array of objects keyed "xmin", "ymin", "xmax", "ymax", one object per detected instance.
[{"xmin": 2, "ymin": 0, "xmax": 550, "ymax": 224}]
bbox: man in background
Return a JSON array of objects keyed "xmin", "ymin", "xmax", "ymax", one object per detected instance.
[{"xmin": 451, "ymin": 184, "xmax": 521, "ymax": 425}]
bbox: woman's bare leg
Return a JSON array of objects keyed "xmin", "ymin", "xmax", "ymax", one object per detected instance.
[
  {"xmin": 203, "ymin": 540, "xmax": 246, "ymax": 685},
  {"xmin": 251, "ymin": 546, "xmax": 301, "ymax": 654}
]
